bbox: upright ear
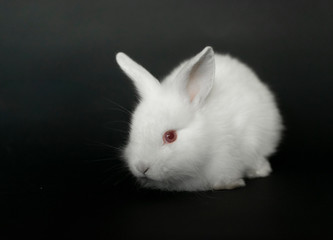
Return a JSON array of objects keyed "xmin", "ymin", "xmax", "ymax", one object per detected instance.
[
  {"xmin": 177, "ymin": 46, "xmax": 215, "ymax": 107},
  {"xmin": 116, "ymin": 52, "xmax": 160, "ymax": 97}
]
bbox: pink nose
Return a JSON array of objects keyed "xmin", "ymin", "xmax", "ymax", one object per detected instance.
[{"xmin": 136, "ymin": 163, "xmax": 150, "ymax": 176}]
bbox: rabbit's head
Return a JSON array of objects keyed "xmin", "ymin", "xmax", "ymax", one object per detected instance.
[{"xmin": 116, "ymin": 47, "xmax": 215, "ymax": 190}]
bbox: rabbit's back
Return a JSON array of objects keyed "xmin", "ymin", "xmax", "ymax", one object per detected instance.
[{"xmin": 204, "ymin": 54, "xmax": 283, "ymax": 159}]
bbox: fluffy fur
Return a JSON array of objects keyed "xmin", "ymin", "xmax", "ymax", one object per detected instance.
[{"xmin": 116, "ymin": 46, "xmax": 283, "ymax": 191}]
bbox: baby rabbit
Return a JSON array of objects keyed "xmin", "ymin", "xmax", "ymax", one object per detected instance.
[{"xmin": 116, "ymin": 46, "xmax": 283, "ymax": 191}]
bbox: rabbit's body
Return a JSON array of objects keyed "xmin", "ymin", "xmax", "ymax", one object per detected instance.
[{"xmin": 116, "ymin": 47, "xmax": 283, "ymax": 191}]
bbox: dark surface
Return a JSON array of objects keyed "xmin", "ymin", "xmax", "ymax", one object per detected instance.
[
  {"xmin": 4, "ymin": 172, "xmax": 333, "ymax": 240},
  {"xmin": 1, "ymin": 1, "xmax": 333, "ymax": 239}
]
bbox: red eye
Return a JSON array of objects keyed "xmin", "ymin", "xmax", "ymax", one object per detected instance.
[{"xmin": 163, "ymin": 130, "xmax": 177, "ymax": 144}]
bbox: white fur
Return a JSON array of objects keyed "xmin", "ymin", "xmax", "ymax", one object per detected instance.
[{"xmin": 116, "ymin": 47, "xmax": 283, "ymax": 191}]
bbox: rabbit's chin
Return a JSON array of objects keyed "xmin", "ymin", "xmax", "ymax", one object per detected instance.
[
  {"xmin": 138, "ymin": 177, "xmax": 167, "ymax": 190},
  {"xmin": 137, "ymin": 176, "xmax": 185, "ymax": 191}
]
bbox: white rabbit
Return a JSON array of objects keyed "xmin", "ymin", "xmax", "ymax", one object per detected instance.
[{"xmin": 116, "ymin": 46, "xmax": 283, "ymax": 191}]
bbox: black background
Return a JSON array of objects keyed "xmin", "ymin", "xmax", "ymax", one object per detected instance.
[{"xmin": 1, "ymin": 1, "xmax": 333, "ymax": 239}]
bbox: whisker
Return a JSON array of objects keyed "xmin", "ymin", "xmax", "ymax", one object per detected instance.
[
  {"xmin": 104, "ymin": 128, "xmax": 129, "ymax": 134},
  {"xmin": 85, "ymin": 140, "xmax": 124, "ymax": 153},
  {"xmin": 103, "ymin": 164, "xmax": 127, "ymax": 173},
  {"xmin": 105, "ymin": 120, "xmax": 130, "ymax": 125},
  {"xmin": 112, "ymin": 172, "xmax": 132, "ymax": 186},
  {"xmin": 104, "ymin": 98, "xmax": 133, "ymax": 115},
  {"xmin": 102, "ymin": 144, "xmax": 123, "ymax": 152},
  {"xmin": 84, "ymin": 157, "xmax": 118, "ymax": 163},
  {"xmin": 107, "ymin": 107, "xmax": 131, "ymax": 115},
  {"xmin": 101, "ymin": 169, "xmax": 131, "ymax": 185}
]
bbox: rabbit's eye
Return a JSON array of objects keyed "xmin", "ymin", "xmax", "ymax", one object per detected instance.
[{"xmin": 163, "ymin": 130, "xmax": 177, "ymax": 144}]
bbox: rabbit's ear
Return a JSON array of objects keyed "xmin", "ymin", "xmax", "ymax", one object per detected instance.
[
  {"xmin": 177, "ymin": 47, "xmax": 215, "ymax": 107},
  {"xmin": 116, "ymin": 52, "xmax": 160, "ymax": 97}
]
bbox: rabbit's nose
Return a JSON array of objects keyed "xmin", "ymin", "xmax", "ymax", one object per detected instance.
[{"xmin": 136, "ymin": 163, "xmax": 150, "ymax": 176}]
